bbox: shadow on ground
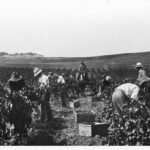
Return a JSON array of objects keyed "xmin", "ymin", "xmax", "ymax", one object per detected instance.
[
  {"xmin": 27, "ymin": 117, "xmax": 67, "ymax": 145},
  {"xmin": 27, "ymin": 130, "xmax": 67, "ymax": 145}
]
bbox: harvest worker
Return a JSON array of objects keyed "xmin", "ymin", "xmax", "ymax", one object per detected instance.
[
  {"xmin": 135, "ymin": 62, "xmax": 150, "ymax": 89},
  {"xmin": 57, "ymin": 73, "xmax": 66, "ymax": 84},
  {"xmin": 135, "ymin": 62, "xmax": 150, "ymax": 107},
  {"xmin": 97, "ymin": 75, "xmax": 112, "ymax": 97},
  {"xmin": 65, "ymin": 74, "xmax": 77, "ymax": 96},
  {"xmin": 135, "ymin": 62, "xmax": 150, "ymax": 87},
  {"xmin": 33, "ymin": 67, "xmax": 53, "ymax": 121},
  {"xmin": 112, "ymin": 83, "xmax": 141, "ymax": 121},
  {"xmin": 7, "ymin": 72, "xmax": 25, "ymax": 92},
  {"xmin": 57, "ymin": 73, "xmax": 67, "ymax": 107}
]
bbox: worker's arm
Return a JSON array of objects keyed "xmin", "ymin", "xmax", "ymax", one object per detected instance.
[
  {"xmin": 97, "ymin": 80, "xmax": 104, "ymax": 97},
  {"xmin": 97, "ymin": 85, "xmax": 102, "ymax": 97}
]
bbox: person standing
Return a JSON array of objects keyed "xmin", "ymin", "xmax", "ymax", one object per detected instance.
[
  {"xmin": 33, "ymin": 67, "xmax": 53, "ymax": 121},
  {"xmin": 57, "ymin": 73, "xmax": 67, "ymax": 107},
  {"xmin": 65, "ymin": 74, "xmax": 76, "ymax": 97}
]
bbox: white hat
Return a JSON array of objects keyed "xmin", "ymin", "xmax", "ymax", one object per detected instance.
[
  {"xmin": 105, "ymin": 75, "xmax": 111, "ymax": 81},
  {"xmin": 33, "ymin": 67, "xmax": 42, "ymax": 77},
  {"xmin": 135, "ymin": 62, "xmax": 143, "ymax": 68}
]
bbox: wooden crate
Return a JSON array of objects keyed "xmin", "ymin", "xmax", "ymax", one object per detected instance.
[
  {"xmin": 78, "ymin": 122, "xmax": 109, "ymax": 137},
  {"xmin": 87, "ymin": 96, "xmax": 99, "ymax": 103},
  {"xmin": 92, "ymin": 96, "xmax": 99, "ymax": 102},
  {"xmin": 68, "ymin": 99, "xmax": 80, "ymax": 109},
  {"xmin": 74, "ymin": 111, "xmax": 96, "ymax": 123}
]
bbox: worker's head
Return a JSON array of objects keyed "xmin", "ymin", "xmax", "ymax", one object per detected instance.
[
  {"xmin": 105, "ymin": 75, "xmax": 112, "ymax": 82},
  {"xmin": 80, "ymin": 62, "xmax": 85, "ymax": 66}
]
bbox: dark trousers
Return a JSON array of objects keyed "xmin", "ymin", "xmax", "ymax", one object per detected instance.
[
  {"xmin": 60, "ymin": 91, "xmax": 67, "ymax": 107},
  {"xmin": 60, "ymin": 85, "xmax": 68, "ymax": 107},
  {"xmin": 41, "ymin": 89, "xmax": 53, "ymax": 121}
]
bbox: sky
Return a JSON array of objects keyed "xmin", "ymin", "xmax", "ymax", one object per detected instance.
[{"xmin": 0, "ymin": 0, "xmax": 150, "ymax": 57}]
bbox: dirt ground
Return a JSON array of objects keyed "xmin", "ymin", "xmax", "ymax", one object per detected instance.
[{"xmin": 27, "ymin": 96, "xmax": 111, "ymax": 146}]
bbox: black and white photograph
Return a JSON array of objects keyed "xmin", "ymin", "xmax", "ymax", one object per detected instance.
[{"xmin": 0, "ymin": 0, "xmax": 150, "ymax": 146}]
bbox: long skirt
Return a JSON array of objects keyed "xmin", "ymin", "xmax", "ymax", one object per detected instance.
[{"xmin": 41, "ymin": 89, "xmax": 53, "ymax": 121}]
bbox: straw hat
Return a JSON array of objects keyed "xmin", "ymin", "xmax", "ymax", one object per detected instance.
[
  {"xmin": 7, "ymin": 72, "xmax": 25, "ymax": 91},
  {"xmin": 33, "ymin": 67, "xmax": 43, "ymax": 77},
  {"xmin": 135, "ymin": 62, "xmax": 143, "ymax": 69},
  {"xmin": 9, "ymin": 72, "xmax": 23, "ymax": 82}
]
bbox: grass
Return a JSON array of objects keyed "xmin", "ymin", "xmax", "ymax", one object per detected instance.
[{"xmin": 0, "ymin": 51, "xmax": 150, "ymax": 69}]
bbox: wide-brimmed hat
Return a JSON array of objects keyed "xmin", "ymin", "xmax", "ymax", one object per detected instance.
[
  {"xmin": 10, "ymin": 72, "xmax": 23, "ymax": 82},
  {"xmin": 7, "ymin": 72, "xmax": 25, "ymax": 91},
  {"xmin": 33, "ymin": 67, "xmax": 43, "ymax": 77},
  {"xmin": 135, "ymin": 62, "xmax": 143, "ymax": 69}
]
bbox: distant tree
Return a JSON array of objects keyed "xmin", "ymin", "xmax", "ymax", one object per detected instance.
[
  {"xmin": 0, "ymin": 52, "xmax": 43, "ymax": 57},
  {"xmin": 0, "ymin": 52, "xmax": 8, "ymax": 56}
]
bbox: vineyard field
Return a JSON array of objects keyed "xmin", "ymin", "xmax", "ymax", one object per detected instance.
[{"xmin": 0, "ymin": 64, "xmax": 150, "ymax": 146}]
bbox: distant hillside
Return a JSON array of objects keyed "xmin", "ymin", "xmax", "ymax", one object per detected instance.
[{"xmin": 0, "ymin": 51, "xmax": 150, "ymax": 69}]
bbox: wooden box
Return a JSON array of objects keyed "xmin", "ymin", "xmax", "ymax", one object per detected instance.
[
  {"xmin": 78, "ymin": 122, "xmax": 109, "ymax": 137},
  {"xmin": 87, "ymin": 96, "xmax": 99, "ymax": 103},
  {"xmin": 68, "ymin": 100, "xmax": 80, "ymax": 109},
  {"xmin": 74, "ymin": 111, "xmax": 96, "ymax": 123}
]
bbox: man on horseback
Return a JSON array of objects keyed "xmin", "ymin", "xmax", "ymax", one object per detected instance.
[
  {"xmin": 76, "ymin": 62, "xmax": 89, "ymax": 96},
  {"xmin": 77, "ymin": 62, "xmax": 88, "ymax": 80}
]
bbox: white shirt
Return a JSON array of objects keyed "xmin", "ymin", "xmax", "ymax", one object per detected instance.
[
  {"xmin": 57, "ymin": 76, "xmax": 65, "ymax": 84},
  {"xmin": 116, "ymin": 83, "xmax": 140, "ymax": 100},
  {"xmin": 38, "ymin": 74, "xmax": 49, "ymax": 88}
]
